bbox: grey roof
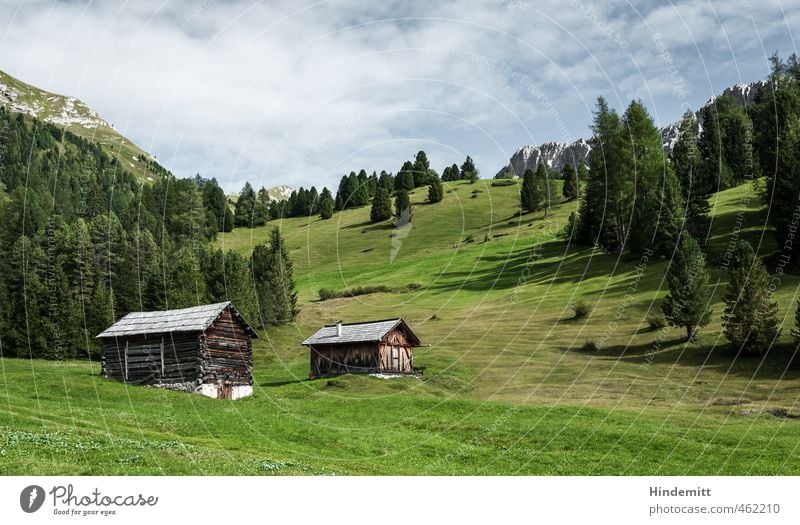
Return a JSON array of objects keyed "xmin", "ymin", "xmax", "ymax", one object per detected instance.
[
  {"xmin": 96, "ymin": 301, "xmax": 258, "ymax": 339},
  {"xmin": 301, "ymin": 318, "xmax": 420, "ymax": 346}
]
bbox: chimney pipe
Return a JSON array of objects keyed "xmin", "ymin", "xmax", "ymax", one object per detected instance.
[{"xmin": 336, "ymin": 320, "xmax": 342, "ymax": 337}]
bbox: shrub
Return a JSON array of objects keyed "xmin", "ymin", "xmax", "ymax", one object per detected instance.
[
  {"xmin": 318, "ymin": 283, "xmax": 422, "ymax": 301},
  {"xmin": 491, "ymin": 178, "xmax": 517, "ymax": 187},
  {"xmin": 572, "ymin": 301, "xmax": 591, "ymax": 320},
  {"xmin": 579, "ymin": 340, "xmax": 599, "ymax": 352},
  {"xmin": 647, "ymin": 313, "xmax": 667, "ymax": 331}
]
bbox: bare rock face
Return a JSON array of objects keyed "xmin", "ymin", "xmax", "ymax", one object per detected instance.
[
  {"xmin": 267, "ymin": 184, "xmax": 294, "ymax": 201},
  {"xmin": 715, "ymin": 80, "xmax": 770, "ymax": 107},
  {"xmin": 496, "ymin": 138, "xmax": 591, "ymax": 178},
  {"xmin": 0, "ymin": 71, "xmax": 110, "ymax": 130},
  {"xmin": 498, "ymin": 79, "xmax": 770, "ymax": 176}
]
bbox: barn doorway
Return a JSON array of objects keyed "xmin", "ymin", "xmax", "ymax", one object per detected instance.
[
  {"xmin": 219, "ymin": 382, "xmax": 233, "ymax": 400},
  {"xmin": 390, "ymin": 346, "xmax": 401, "ymax": 371}
]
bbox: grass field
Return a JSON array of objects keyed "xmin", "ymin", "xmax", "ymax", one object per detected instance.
[{"xmin": 3, "ymin": 179, "xmax": 800, "ymax": 475}]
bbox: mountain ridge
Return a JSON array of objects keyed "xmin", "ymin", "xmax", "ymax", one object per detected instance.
[{"xmin": 496, "ymin": 79, "xmax": 769, "ymax": 178}]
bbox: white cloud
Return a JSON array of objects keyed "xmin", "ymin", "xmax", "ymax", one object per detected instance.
[{"xmin": 0, "ymin": 0, "xmax": 797, "ymax": 190}]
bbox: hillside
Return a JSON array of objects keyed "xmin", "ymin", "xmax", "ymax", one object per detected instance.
[
  {"xmin": 0, "ymin": 69, "xmax": 162, "ymax": 181},
  {"xmin": 2, "ymin": 177, "xmax": 798, "ymax": 475}
]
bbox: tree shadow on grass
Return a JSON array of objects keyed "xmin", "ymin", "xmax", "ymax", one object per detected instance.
[
  {"xmin": 260, "ymin": 379, "xmax": 306, "ymax": 387},
  {"xmin": 564, "ymin": 338, "xmax": 800, "ymax": 380},
  {"xmin": 343, "ymin": 220, "xmax": 394, "ymax": 232},
  {"xmin": 427, "ymin": 240, "xmax": 613, "ymax": 292}
]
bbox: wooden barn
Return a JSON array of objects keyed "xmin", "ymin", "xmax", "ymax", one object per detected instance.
[
  {"xmin": 96, "ymin": 302, "xmax": 258, "ymax": 400},
  {"xmin": 302, "ymin": 318, "xmax": 421, "ymax": 379}
]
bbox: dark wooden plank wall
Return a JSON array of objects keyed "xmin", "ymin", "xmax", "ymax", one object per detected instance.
[
  {"xmin": 200, "ymin": 307, "xmax": 252, "ymax": 385},
  {"xmin": 101, "ymin": 332, "xmax": 199, "ymax": 385},
  {"xmin": 310, "ymin": 343, "xmax": 379, "ymax": 378}
]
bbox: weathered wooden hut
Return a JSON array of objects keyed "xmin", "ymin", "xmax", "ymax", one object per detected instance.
[
  {"xmin": 302, "ymin": 318, "xmax": 421, "ymax": 379},
  {"xmin": 96, "ymin": 302, "xmax": 258, "ymax": 400}
]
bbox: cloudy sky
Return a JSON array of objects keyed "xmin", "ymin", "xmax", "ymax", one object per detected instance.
[{"xmin": 1, "ymin": 0, "xmax": 798, "ymax": 192}]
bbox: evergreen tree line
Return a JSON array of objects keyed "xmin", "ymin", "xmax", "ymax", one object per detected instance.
[
  {"xmin": 573, "ymin": 55, "xmax": 800, "ymax": 259},
  {"xmin": 232, "ymin": 182, "xmax": 336, "ymax": 225},
  {"xmin": 0, "ymin": 108, "xmax": 296, "ymax": 360}
]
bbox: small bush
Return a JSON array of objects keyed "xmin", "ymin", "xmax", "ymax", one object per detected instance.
[
  {"xmin": 579, "ymin": 340, "xmax": 599, "ymax": 352},
  {"xmin": 318, "ymin": 288, "xmax": 336, "ymax": 301},
  {"xmin": 318, "ymin": 283, "xmax": 422, "ymax": 301},
  {"xmin": 647, "ymin": 313, "xmax": 666, "ymax": 331},
  {"xmin": 571, "ymin": 301, "xmax": 591, "ymax": 320},
  {"xmin": 491, "ymin": 178, "xmax": 517, "ymax": 187}
]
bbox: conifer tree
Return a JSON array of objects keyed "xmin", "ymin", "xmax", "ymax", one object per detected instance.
[
  {"xmin": 662, "ymin": 235, "xmax": 713, "ymax": 341},
  {"xmin": 319, "ymin": 188, "xmax": 334, "ymax": 219},
  {"xmin": 370, "ymin": 188, "xmax": 393, "ymax": 222},
  {"xmin": 234, "ymin": 182, "xmax": 257, "ymax": 227},
  {"xmin": 673, "ymin": 111, "xmax": 710, "ymax": 242},
  {"xmin": 427, "ymin": 174, "xmax": 444, "ymax": 203},
  {"xmin": 396, "ymin": 161, "xmax": 415, "ymax": 192},
  {"xmin": 561, "ymin": 163, "xmax": 578, "ymax": 200},
  {"xmin": 460, "ymin": 156, "xmax": 477, "ymax": 180},
  {"xmin": 378, "ymin": 171, "xmax": 395, "ymax": 193},
  {"xmin": 520, "ymin": 167, "xmax": 541, "ymax": 213},
  {"xmin": 394, "ymin": 190, "xmax": 412, "ymax": 224},
  {"xmin": 576, "ymin": 97, "xmax": 624, "ymax": 251},
  {"xmin": 538, "ymin": 164, "xmax": 558, "ymax": 215},
  {"xmin": 413, "ymin": 151, "xmax": 430, "ymax": 187},
  {"xmin": 620, "ymin": 100, "xmax": 680, "ymax": 257},
  {"xmin": 575, "ymin": 159, "xmax": 588, "ymax": 199},
  {"xmin": 251, "ymin": 228, "xmax": 298, "ymax": 327},
  {"xmin": 698, "ymin": 103, "xmax": 731, "ymax": 190},
  {"xmin": 722, "ymin": 240, "xmax": 780, "ymax": 354},
  {"xmin": 354, "ymin": 170, "xmax": 370, "ymax": 205},
  {"xmin": 753, "ymin": 53, "xmax": 800, "ymax": 265}
]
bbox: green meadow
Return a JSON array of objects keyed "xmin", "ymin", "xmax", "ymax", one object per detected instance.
[{"xmin": 2, "ymin": 179, "xmax": 800, "ymax": 475}]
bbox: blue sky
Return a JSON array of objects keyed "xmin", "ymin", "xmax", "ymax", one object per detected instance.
[{"xmin": 1, "ymin": 0, "xmax": 798, "ymax": 192}]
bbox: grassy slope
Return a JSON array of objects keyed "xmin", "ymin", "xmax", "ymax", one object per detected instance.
[
  {"xmin": 2, "ymin": 180, "xmax": 800, "ymax": 475},
  {"xmin": 0, "ymin": 70, "xmax": 157, "ymax": 181}
]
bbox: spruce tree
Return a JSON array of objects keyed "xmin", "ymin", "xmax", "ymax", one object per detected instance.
[
  {"xmin": 394, "ymin": 190, "xmax": 412, "ymax": 225},
  {"xmin": 378, "ymin": 171, "xmax": 395, "ymax": 193},
  {"xmin": 367, "ymin": 172, "xmax": 378, "ymax": 198},
  {"xmin": 520, "ymin": 167, "xmax": 541, "ymax": 213},
  {"xmin": 662, "ymin": 235, "xmax": 713, "ymax": 341},
  {"xmin": 427, "ymin": 175, "xmax": 444, "ymax": 203},
  {"xmin": 234, "ymin": 182, "xmax": 257, "ymax": 227},
  {"xmin": 539, "ymin": 165, "xmax": 559, "ymax": 215},
  {"xmin": 575, "ymin": 159, "xmax": 588, "ymax": 199},
  {"xmin": 251, "ymin": 228, "xmax": 298, "ymax": 327},
  {"xmin": 319, "ymin": 188, "xmax": 334, "ymax": 219},
  {"xmin": 370, "ymin": 188, "xmax": 393, "ymax": 222},
  {"xmin": 698, "ymin": 103, "xmax": 732, "ymax": 189},
  {"xmin": 460, "ymin": 156, "xmax": 477, "ymax": 180},
  {"xmin": 722, "ymin": 240, "xmax": 780, "ymax": 354},
  {"xmin": 249, "ymin": 244, "xmax": 274, "ymax": 328},
  {"xmin": 673, "ymin": 111, "xmax": 710, "ymax": 242},
  {"xmin": 561, "ymin": 163, "xmax": 578, "ymax": 200},
  {"xmin": 396, "ymin": 161, "xmax": 415, "ymax": 192},
  {"xmin": 753, "ymin": 54, "xmax": 800, "ymax": 265},
  {"xmin": 715, "ymin": 94, "xmax": 754, "ymax": 185},
  {"xmin": 354, "ymin": 170, "xmax": 370, "ymax": 205},
  {"xmin": 576, "ymin": 97, "xmax": 624, "ymax": 251},
  {"xmin": 413, "ymin": 151, "xmax": 430, "ymax": 187}
]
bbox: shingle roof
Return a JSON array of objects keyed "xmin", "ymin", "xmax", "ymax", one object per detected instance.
[
  {"xmin": 96, "ymin": 302, "xmax": 258, "ymax": 339},
  {"xmin": 301, "ymin": 318, "xmax": 420, "ymax": 346}
]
